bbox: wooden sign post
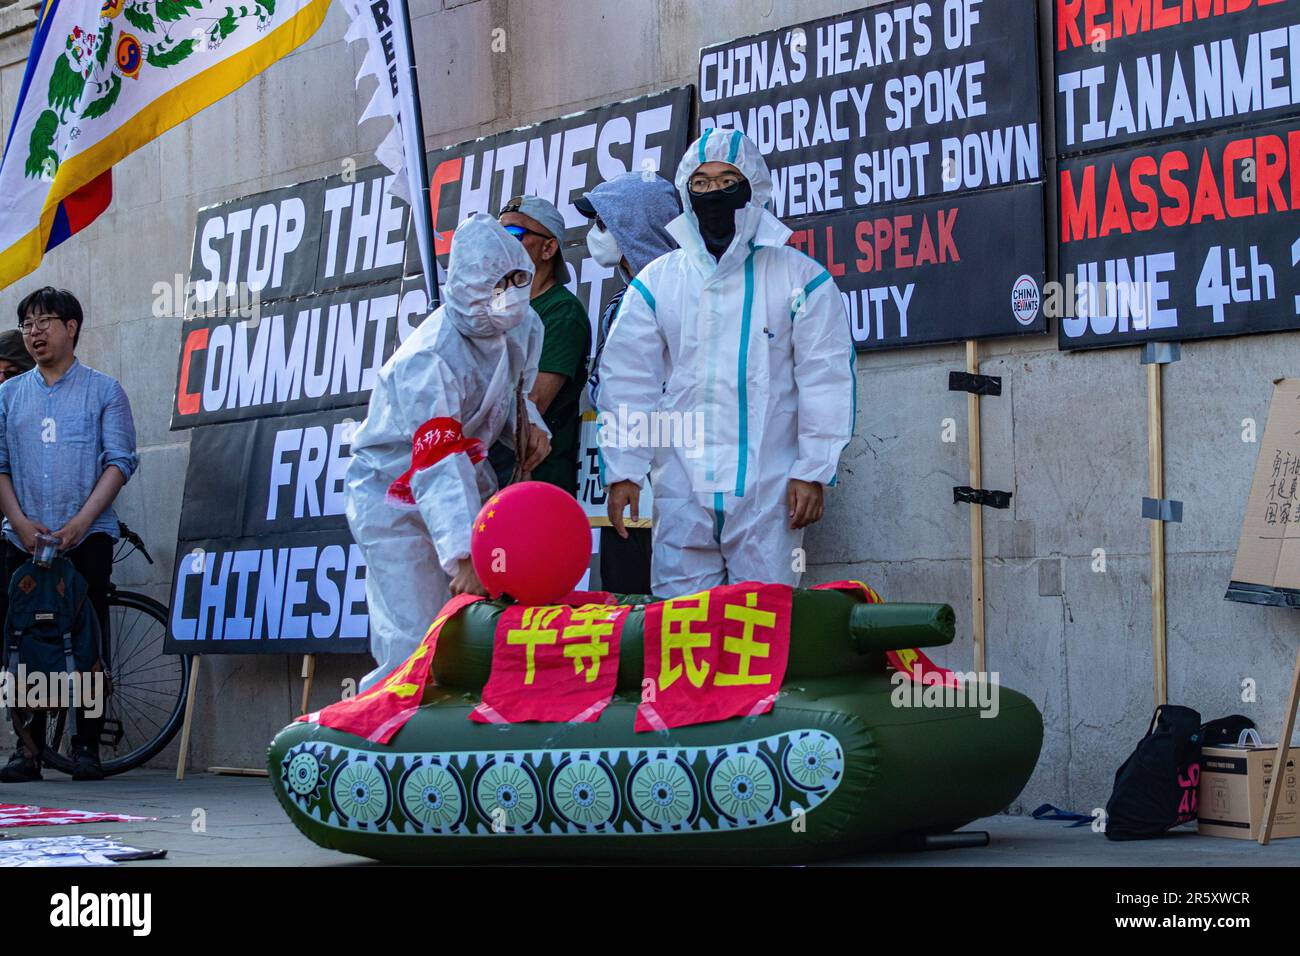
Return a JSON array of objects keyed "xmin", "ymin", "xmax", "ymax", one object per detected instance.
[
  {"xmin": 175, "ymin": 656, "xmax": 201, "ymax": 781},
  {"xmin": 1260, "ymin": 647, "xmax": 1300, "ymax": 845},
  {"xmin": 1147, "ymin": 358, "xmax": 1168, "ymax": 707},
  {"xmin": 301, "ymin": 654, "xmax": 317, "ymax": 715},
  {"xmin": 966, "ymin": 341, "xmax": 987, "ymax": 674}
]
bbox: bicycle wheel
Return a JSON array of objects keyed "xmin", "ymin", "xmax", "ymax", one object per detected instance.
[{"xmin": 41, "ymin": 589, "xmax": 190, "ymax": 776}]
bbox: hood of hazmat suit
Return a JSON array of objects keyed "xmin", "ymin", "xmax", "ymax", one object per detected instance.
[
  {"xmin": 345, "ymin": 213, "xmax": 547, "ymax": 688},
  {"xmin": 596, "ymin": 129, "xmax": 856, "ymax": 596}
]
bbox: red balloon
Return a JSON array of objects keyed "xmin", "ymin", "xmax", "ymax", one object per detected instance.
[{"xmin": 470, "ymin": 481, "xmax": 591, "ymax": 605}]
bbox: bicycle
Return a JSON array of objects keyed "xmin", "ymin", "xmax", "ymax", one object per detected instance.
[{"xmin": 25, "ymin": 522, "xmax": 191, "ymax": 776}]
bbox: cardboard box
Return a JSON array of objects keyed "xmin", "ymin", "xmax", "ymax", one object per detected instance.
[
  {"xmin": 1227, "ymin": 379, "xmax": 1300, "ymax": 606},
  {"xmin": 1198, "ymin": 744, "xmax": 1300, "ymax": 840}
]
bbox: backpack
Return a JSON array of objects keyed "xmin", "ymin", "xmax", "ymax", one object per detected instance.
[
  {"xmin": 2, "ymin": 557, "xmax": 102, "ymax": 714},
  {"xmin": 1104, "ymin": 704, "xmax": 1202, "ymax": 841}
]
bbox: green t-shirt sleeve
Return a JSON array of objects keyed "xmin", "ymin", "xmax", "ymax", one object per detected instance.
[{"xmin": 536, "ymin": 295, "xmax": 589, "ymax": 379}]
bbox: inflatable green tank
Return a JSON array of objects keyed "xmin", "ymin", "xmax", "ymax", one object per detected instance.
[{"xmin": 268, "ymin": 587, "xmax": 1042, "ymax": 863}]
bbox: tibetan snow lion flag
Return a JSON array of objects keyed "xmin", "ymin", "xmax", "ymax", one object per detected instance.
[{"xmin": 0, "ymin": 0, "xmax": 330, "ymax": 290}]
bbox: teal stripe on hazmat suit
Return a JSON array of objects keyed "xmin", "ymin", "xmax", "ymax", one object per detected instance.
[
  {"xmin": 345, "ymin": 214, "xmax": 548, "ymax": 689},
  {"xmin": 596, "ymin": 129, "xmax": 856, "ymax": 597}
]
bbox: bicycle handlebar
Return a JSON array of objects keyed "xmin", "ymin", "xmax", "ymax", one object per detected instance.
[{"xmin": 116, "ymin": 521, "xmax": 154, "ymax": 565}]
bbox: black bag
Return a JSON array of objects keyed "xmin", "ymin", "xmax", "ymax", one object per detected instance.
[
  {"xmin": 1200, "ymin": 714, "xmax": 1255, "ymax": 748},
  {"xmin": 1105, "ymin": 704, "xmax": 1202, "ymax": 841}
]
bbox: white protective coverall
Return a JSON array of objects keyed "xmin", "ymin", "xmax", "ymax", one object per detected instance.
[
  {"xmin": 597, "ymin": 129, "xmax": 855, "ymax": 597},
  {"xmin": 346, "ymin": 214, "xmax": 548, "ymax": 688}
]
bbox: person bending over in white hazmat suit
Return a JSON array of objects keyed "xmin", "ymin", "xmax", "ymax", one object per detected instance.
[
  {"xmin": 345, "ymin": 214, "xmax": 551, "ymax": 689},
  {"xmin": 598, "ymin": 129, "xmax": 855, "ymax": 597}
]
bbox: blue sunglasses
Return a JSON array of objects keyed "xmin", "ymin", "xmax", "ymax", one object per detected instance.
[{"xmin": 503, "ymin": 223, "xmax": 548, "ymax": 241}]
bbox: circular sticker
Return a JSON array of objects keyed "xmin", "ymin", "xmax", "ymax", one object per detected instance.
[
  {"xmin": 548, "ymin": 756, "xmax": 620, "ymax": 830},
  {"xmin": 705, "ymin": 749, "xmax": 779, "ymax": 825},
  {"xmin": 329, "ymin": 756, "xmax": 392, "ymax": 827},
  {"xmin": 399, "ymin": 758, "xmax": 467, "ymax": 832},
  {"xmin": 626, "ymin": 755, "xmax": 698, "ymax": 830},
  {"xmin": 472, "ymin": 756, "xmax": 542, "ymax": 832},
  {"xmin": 285, "ymin": 750, "xmax": 322, "ymax": 797},
  {"xmin": 1011, "ymin": 275, "xmax": 1040, "ymax": 326}
]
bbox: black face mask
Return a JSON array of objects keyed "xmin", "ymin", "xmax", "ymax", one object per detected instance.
[{"xmin": 689, "ymin": 180, "xmax": 751, "ymax": 259}]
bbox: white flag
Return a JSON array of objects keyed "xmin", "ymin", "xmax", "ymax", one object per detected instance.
[{"xmin": 341, "ymin": 0, "xmax": 438, "ymax": 304}]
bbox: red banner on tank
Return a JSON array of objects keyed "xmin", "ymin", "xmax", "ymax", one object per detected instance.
[
  {"xmin": 471, "ymin": 603, "xmax": 629, "ymax": 724},
  {"xmin": 299, "ymin": 593, "xmax": 484, "ymax": 743},
  {"xmin": 635, "ymin": 581, "xmax": 794, "ymax": 732}
]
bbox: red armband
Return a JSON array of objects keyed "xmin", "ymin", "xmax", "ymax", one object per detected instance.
[{"xmin": 386, "ymin": 417, "xmax": 486, "ymax": 508}]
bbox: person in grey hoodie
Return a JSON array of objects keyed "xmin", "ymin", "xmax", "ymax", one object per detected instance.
[{"xmin": 576, "ymin": 171, "xmax": 680, "ymax": 595}]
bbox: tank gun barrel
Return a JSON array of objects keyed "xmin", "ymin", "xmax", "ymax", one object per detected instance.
[{"xmin": 848, "ymin": 602, "xmax": 956, "ymax": 653}]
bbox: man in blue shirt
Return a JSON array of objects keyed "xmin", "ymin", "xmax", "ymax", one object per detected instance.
[{"xmin": 0, "ymin": 288, "xmax": 138, "ymax": 782}]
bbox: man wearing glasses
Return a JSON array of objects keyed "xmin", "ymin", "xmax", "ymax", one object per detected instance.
[
  {"xmin": 0, "ymin": 287, "xmax": 138, "ymax": 781},
  {"xmin": 497, "ymin": 196, "xmax": 591, "ymax": 495},
  {"xmin": 598, "ymin": 130, "xmax": 855, "ymax": 597}
]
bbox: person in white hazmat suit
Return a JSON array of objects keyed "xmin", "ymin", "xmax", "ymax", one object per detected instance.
[
  {"xmin": 598, "ymin": 129, "xmax": 855, "ymax": 597},
  {"xmin": 346, "ymin": 214, "xmax": 551, "ymax": 689}
]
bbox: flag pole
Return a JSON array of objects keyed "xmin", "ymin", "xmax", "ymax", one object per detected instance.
[{"xmin": 394, "ymin": 0, "xmax": 440, "ymax": 310}]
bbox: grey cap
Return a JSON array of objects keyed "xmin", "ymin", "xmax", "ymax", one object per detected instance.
[
  {"xmin": 0, "ymin": 330, "xmax": 33, "ymax": 373},
  {"xmin": 499, "ymin": 194, "xmax": 567, "ymax": 244}
]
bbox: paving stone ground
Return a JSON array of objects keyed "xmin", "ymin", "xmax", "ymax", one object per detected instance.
[{"xmin": 0, "ymin": 769, "xmax": 1296, "ymax": 866}]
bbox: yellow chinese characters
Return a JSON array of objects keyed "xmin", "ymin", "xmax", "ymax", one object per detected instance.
[
  {"xmin": 507, "ymin": 606, "xmax": 564, "ymax": 684},
  {"xmin": 561, "ymin": 604, "xmax": 621, "ymax": 683},
  {"xmin": 659, "ymin": 593, "xmax": 712, "ymax": 690},
  {"xmin": 715, "ymin": 591, "xmax": 776, "ymax": 686},
  {"xmin": 656, "ymin": 589, "xmax": 781, "ymax": 691}
]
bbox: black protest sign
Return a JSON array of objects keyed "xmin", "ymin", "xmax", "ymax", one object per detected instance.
[
  {"xmin": 1058, "ymin": 117, "xmax": 1300, "ymax": 348},
  {"xmin": 186, "ymin": 178, "xmax": 326, "ymax": 313},
  {"xmin": 699, "ymin": 0, "xmax": 1047, "ymax": 349},
  {"xmin": 792, "ymin": 183, "xmax": 1047, "ymax": 347},
  {"xmin": 420, "ymin": 87, "xmax": 694, "ymax": 328},
  {"xmin": 186, "ymin": 164, "xmax": 411, "ymax": 318},
  {"xmin": 166, "ymin": 407, "xmax": 367, "ymax": 654},
  {"xmin": 166, "ymin": 531, "xmax": 369, "ymax": 654},
  {"xmin": 699, "ymin": 0, "xmax": 1042, "ymax": 215},
  {"xmin": 1054, "ymin": 0, "xmax": 1300, "ymax": 156},
  {"xmin": 425, "ymin": 87, "xmax": 693, "ymax": 248},
  {"xmin": 177, "ymin": 407, "xmax": 358, "ymax": 540},
  {"xmin": 170, "ymin": 279, "xmax": 425, "ymax": 428}
]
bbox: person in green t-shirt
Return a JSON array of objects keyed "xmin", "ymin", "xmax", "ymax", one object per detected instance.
[{"xmin": 498, "ymin": 195, "xmax": 590, "ymax": 495}]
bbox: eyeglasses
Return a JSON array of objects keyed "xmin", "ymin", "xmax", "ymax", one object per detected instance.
[
  {"xmin": 494, "ymin": 270, "xmax": 531, "ymax": 292},
  {"xmin": 17, "ymin": 315, "xmax": 58, "ymax": 336},
  {"xmin": 688, "ymin": 172, "xmax": 745, "ymax": 194},
  {"xmin": 502, "ymin": 223, "xmax": 549, "ymax": 242}
]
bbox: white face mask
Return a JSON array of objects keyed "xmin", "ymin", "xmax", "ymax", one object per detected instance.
[
  {"xmin": 586, "ymin": 222, "xmax": 622, "ymax": 268},
  {"xmin": 485, "ymin": 283, "xmax": 531, "ymax": 331}
]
